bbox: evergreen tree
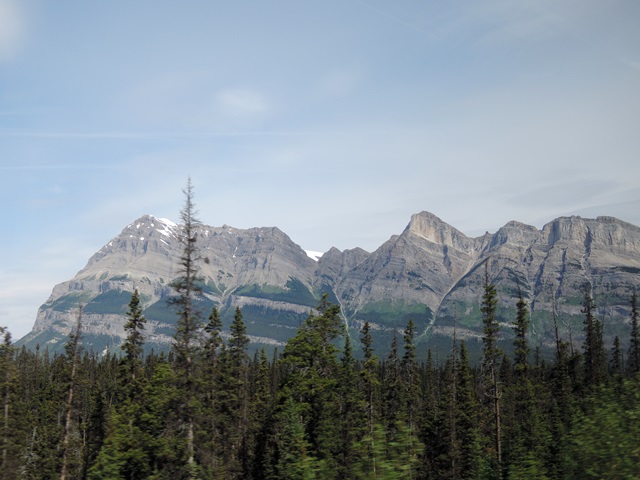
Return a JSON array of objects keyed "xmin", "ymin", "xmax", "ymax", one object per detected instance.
[
  {"xmin": 418, "ymin": 349, "xmax": 439, "ymax": 478},
  {"xmin": 382, "ymin": 335, "xmax": 402, "ymax": 440},
  {"xmin": 121, "ymin": 289, "xmax": 146, "ymax": 387},
  {"xmin": 359, "ymin": 321, "xmax": 379, "ymax": 477},
  {"xmin": 402, "ymin": 319, "xmax": 420, "ymax": 439},
  {"xmin": 513, "ymin": 290, "xmax": 530, "ymax": 376},
  {"xmin": 280, "ymin": 295, "xmax": 343, "ymax": 476},
  {"xmin": 547, "ymin": 333, "xmax": 574, "ymax": 479},
  {"xmin": 249, "ymin": 348, "xmax": 272, "ymax": 480},
  {"xmin": 628, "ymin": 290, "xmax": 639, "ymax": 374},
  {"xmin": 480, "ymin": 265, "xmax": 502, "ymax": 474},
  {"xmin": 403, "ymin": 319, "xmax": 423, "ymax": 479},
  {"xmin": 170, "ymin": 178, "xmax": 204, "ymax": 474},
  {"xmin": 218, "ymin": 307, "xmax": 250, "ymax": 478},
  {"xmin": 609, "ymin": 336, "xmax": 623, "ymax": 378},
  {"xmin": 0, "ymin": 327, "xmax": 20, "ymax": 478},
  {"xmin": 204, "ymin": 306, "xmax": 223, "ymax": 361},
  {"xmin": 430, "ymin": 350, "xmax": 460, "ymax": 479},
  {"xmin": 564, "ymin": 379, "xmax": 640, "ymax": 479},
  {"xmin": 581, "ymin": 286, "xmax": 606, "ymax": 387},
  {"xmin": 506, "ymin": 292, "xmax": 548, "ymax": 478},
  {"xmin": 89, "ymin": 291, "xmax": 154, "ymax": 479},
  {"xmin": 337, "ymin": 332, "xmax": 365, "ymax": 478},
  {"xmin": 200, "ymin": 305, "xmax": 224, "ymax": 474},
  {"xmin": 456, "ymin": 341, "xmax": 484, "ymax": 479},
  {"xmin": 270, "ymin": 395, "xmax": 318, "ymax": 480},
  {"xmin": 90, "ymin": 359, "xmax": 183, "ymax": 479},
  {"xmin": 60, "ymin": 307, "xmax": 84, "ymax": 480}
]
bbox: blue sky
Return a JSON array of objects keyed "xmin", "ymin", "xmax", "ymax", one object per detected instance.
[{"xmin": 1, "ymin": 0, "xmax": 639, "ymax": 338}]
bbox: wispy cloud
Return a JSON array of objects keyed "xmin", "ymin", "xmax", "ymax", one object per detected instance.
[
  {"xmin": 0, "ymin": 0, "xmax": 25, "ymax": 62},
  {"xmin": 0, "ymin": 163, "xmax": 125, "ymax": 171},
  {"xmin": 349, "ymin": 0, "xmax": 435, "ymax": 38},
  {"xmin": 0, "ymin": 130, "xmax": 342, "ymax": 140},
  {"xmin": 317, "ymin": 69, "xmax": 361, "ymax": 98},
  {"xmin": 215, "ymin": 88, "xmax": 270, "ymax": 120},
  {"xmin": 620, "ymin": 57, "xmax": 640, "ymax": 73}
]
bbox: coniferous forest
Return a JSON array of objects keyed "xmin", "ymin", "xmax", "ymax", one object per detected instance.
[{"xmin": 1, "ymin": 185, "xmax": 639, "ymax": 479}]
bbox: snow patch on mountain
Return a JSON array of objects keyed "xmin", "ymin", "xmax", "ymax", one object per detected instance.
[{"xmin": 305, "ymin": 250, "xmax": 324, "ymax": 261}]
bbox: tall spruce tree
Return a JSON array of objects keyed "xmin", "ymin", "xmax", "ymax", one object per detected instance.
[
  {"xmin": 121, "ymin": 289, "xmax": 146, "ymax": 387},
  {"xmin": 610, "ymin": 336, "xmax": 623, "ymax": 378},
  {"xmin": 60, "ymin": 308, "xmax": 84, "ymax": 480},
  {"xmin": 90, "ymin": 290, "xmax": 152, "ymax": 479},
  {"xmin": 0, "ymin": 327, "xmax": 18, "ymax": 477},
  {"xmin": 220, "ymin": 307, "xmax": 250, "ymax": 478},
  {"xmin": 456, "ymin": 341, "xmax": 484, "ymax": 479},
  {"xmin": 249, "ymin": 348, "xmax": 272, "ymax": 480},
  {"xmin": 402, "ymin": 319, "xmax": 420, "ymax": 438},
  {"xmin": 507, "ymin": 290, "xmax": 548, "ymax": 477},
  {"xmin": 581, "ymin": 286, "xmax": 606, "ymax": 387},
  {"xmin": 201, "ymin": 305, "xmax": 224, "ymax": 473},
  {"xmin": 337, "ymin": 332, "xmax": 364, "ymax": 478},
  {"xmin": 280, "ymin": 294, "xmax": 343, "ymax": 475},
  {"xmin": 513, "ymin": 290, "xmax": 530, "ymax": 376},
  {"xmin": 359, "ymin": 321, "xmax": 379, "ymax": 474},
  {"xmin": 170, "ymin": 178, "xmax": 204, "ymax": 474},
  {"xmin": 382, "ymin": 335, "xmax": 402, "ymax": 440},
  {"xmin": 480, "ymin": 265, "xmax": 502, "ymax": 473},
  {"xmin": 431, "ymin": 348, "xmax": 460, "ymax": 479},
  {"xmin": 628, "ymin": 290, "xmax": 639, "ymax": 374}
]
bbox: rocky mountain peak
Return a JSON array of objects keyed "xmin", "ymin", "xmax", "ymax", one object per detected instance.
[
  {"xmin": 405, "ymin": 211, "xmax": 473, "ymax": 253},
  {"xmin": 17, "ymin": 211, "xmax": 640, "ymax": 359},
  {"xmin": 543, "ymin": 216, "xmax": 590, "ymax": 246},
  {"xmin": 490, "ymin": 220, "xmax": 539, "ymax": 248},
  {"xmin": 121, "ymin": 214, "xmax": 179, "ymax": 237}
]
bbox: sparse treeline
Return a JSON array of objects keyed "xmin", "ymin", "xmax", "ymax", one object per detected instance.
[{"xmin": 1, "ymin": 185, "xmax": 639, "ymax": 479}]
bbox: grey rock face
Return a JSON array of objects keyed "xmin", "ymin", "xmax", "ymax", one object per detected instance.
[{"xmin": 19, "ymin": 213, "xmax": 640, "ymax": 356}]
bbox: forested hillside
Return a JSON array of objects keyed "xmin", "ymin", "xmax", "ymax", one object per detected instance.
[{"xmin": 1, "ymin": 283, "xmax": 639, "ymax": 479}]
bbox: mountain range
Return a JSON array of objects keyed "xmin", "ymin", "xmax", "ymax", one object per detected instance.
[{"xmin": 18, "ymin": 212, "xmax": 640, "ymax": 359}]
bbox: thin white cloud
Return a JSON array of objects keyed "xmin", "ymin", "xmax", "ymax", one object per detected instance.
[
  {"xmin": 0, "ymin": 273, "xmax": 57, "ymax": 338},
  {"xmin": 620, "ymin": 57, "xmax": 640, "ymax": 73},
  {"xmin": 0, "ymin": 0, "xmax": 25, "ymax": 62},
  {"xmin": 318, "ymin": 69, "xmax": 361, "ymax": 98},
  {"xmin": 349, "ymin": 0, "xmax": 435, "ymax": 38},
  {"xmin": 215, "ymin": 87, "xmax": 269, "ymax": 119}
]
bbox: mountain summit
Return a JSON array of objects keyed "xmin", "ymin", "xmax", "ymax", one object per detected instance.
[{"xmin": 19, "ymin": 212, "xmax": 640, "ymax": 357}]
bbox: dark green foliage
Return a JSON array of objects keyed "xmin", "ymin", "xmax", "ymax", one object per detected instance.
[
  {"xmin": 235, "ymin": 277, "xmax": 318, "ymax": 307},
  {"xmin": 353, "ymin": 301, "xmax": 433, "ymax": 332},
  {"xmin": 481, "ymin": 266, "xmax": 503, "ymax": 473},
  {"xmin": 45, "ymin": 292, "xmax": 93, "ymax": 312},
  {"xmin": 513, "ymin": 291, "xmax": 530, "ymax": 376},
  {"xmin": 4, "ymin": 283, "xmax": 640, "ymax": 479},
  {"xmin": 609, "ymin": 336, "xmax": 622, "ymax": 377},
  {"xmin": 456, "ymin": 342, "xmax": 484, "ymax": 479},
  {"xmin": 481, "ymin": 268, "xmax": 501, "ymax": 372},
  {"xmin": 170, "ymin": 178, "xmax": 205, "ymax": 474},
  {"xmin": 0, "ymin": 327, "xmax": 20, "ymax": 478},
  {"xmin": 628, "ymin": 290, "xmax": 640, "ymax": 374},
  {"xmin": 564, "ymin": 379, "xmax": 640, "ymax": 479},
  {"xmin": 121, "ymin": 289, "xmax": 146, "ymax": 385},
  {"xmin": 401, "ymin": 319, "xmax": 420, "ymax": 444},
  {"xmin": 83, "ymin": 290, "xmax": 134, "ymax": 315},
  {"xmin": 142, "ymin": 298, "xmax": 179, "ymax": 324},
  {"xmin": 216, "ymin": 307, "xmax": 251, "ymax": 477},
  {"xmin": 581, "ymin": 287, "xmax": 607, "ymax": 388}
]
